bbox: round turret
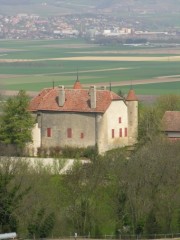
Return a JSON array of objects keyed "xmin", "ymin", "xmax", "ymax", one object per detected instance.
[{"xmin": 126, "ymin": 89, "xmax": 138, "ymax": 145}]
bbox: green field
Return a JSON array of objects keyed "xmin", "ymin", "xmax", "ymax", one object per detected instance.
[{"xmin": 0, "ymin": 38, "xmax": 180, "ymax": 95}]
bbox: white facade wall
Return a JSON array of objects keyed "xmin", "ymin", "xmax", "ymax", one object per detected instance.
[
  {"xmin": 166, "ymin": 132, "xmax": 180, "ymax": 138},
  {"xmin": 27, "ymin": 123, "xmax": 41, "ymax": 156},
  {"xmin": 0, "ymin": 156, "xmax": 90, "ymax": 174},
  {"xmin": 98, "ymin": 100, "xmax": 128, "ymax": 153}
]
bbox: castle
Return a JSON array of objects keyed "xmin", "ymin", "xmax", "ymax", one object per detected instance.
[{"xmin": 28, "ymin": 80, "xmax": 138, "ymax": 155}]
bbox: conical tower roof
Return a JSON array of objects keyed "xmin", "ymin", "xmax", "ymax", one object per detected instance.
[
  {"xmin": 73, "ymin": 80, "xmax": 82, "ymax": 89},
  {"xmin": 126, "ymin": 89, "xmax": 138, "ymax": 101}
]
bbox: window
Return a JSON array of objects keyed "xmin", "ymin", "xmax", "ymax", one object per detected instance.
[
  {"xmin": 80, "ymin": 133, "xmax": 84, "ymax": 139},
  {"xmin": 67, "ymin": 128, "xmax": 72, "ymax": 138},
  {"xmin": 112, "ymin": 129, "xmax": 115, "ymax": 138},
  {"xmin": 125, "ymin": 128, "xmax": 128, "ymax": 137},
  {"xmin": 119, "ymin": 117, "xmax": 122, "ymax": 123},
  {"xmin": 119, "ymin": 128, "xmax": 122, "ymax": 137},
  {"xmin": 47, "ymin": 128, "xmax": 51, "ymax": 137}
]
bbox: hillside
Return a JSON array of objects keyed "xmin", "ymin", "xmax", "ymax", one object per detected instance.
[{"xmin": 1, "ymin": 0, "xmax": 180, "ymax": 16}]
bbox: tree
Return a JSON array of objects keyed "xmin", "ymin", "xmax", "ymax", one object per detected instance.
[
  {"xmin": 60, "ymin": 157, "xmax": 111, "ymax": 237},
  {"xmin": 155, "ymin": 94, "xmax": 180, "ymax": 114},
  {"xmin": 138, "ymin": 94, "xmax": 180, "ymax": 144},
  {"xmin": 27, "ymin": 208, "xmax": 55, "ymax": 239},
  {"xmin": 126, "ymin": 137, "xmax": 180, "ymax": 234},
  {"xmin": 138, "ymin": 104, "xmax": 161, "ymax": 144},
  {"xmin": 0, "ymin": 90, "xmax": 34, "ymax": 148},
  {"xmin": 145, "ymin": 209, "xmax": 159, "ymax": 235},
  {"xmin": 18, "ymin": 165, "xmax": 62, "ymax": 238},
  {"xmin": 0, "ymin": 157, "xmax": 30, "ymax": 233},
  {"xmin": 104, "ymin": 149, "xmax": 132, "ymax": 234}
]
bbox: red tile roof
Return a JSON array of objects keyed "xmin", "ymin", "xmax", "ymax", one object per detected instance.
[
  {"xmin": 126, "ymin": 89, "xmax": 138, "ymax": 101},
  {"xmin": 162, "ymin": 111, "xmax": 180, "ymax": 132},
  {"xmin": 29, "ymin": 86, "xmax": 122, "ymax": 113}
]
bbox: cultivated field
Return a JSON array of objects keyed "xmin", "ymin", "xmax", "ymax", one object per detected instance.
[{"xmin": 0, "ymin": 38, "xmax": 180, "ymax": 96}]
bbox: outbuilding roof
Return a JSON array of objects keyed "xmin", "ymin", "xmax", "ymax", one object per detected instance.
[{"xmin": 162, "ymin": 111, "xmax": 180, "ymax": 132}]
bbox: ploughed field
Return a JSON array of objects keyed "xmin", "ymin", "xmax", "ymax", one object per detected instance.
[{"xmin": 0, "ymin": 38, "xmax": 180, "ymax": 96}]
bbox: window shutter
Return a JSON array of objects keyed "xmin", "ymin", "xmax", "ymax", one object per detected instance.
[
  {"xmin": 125, "ymin": 128, "xmax": 128, "ymax": 137},
  {"xmin": 47, "ymin": 128, "xmax": 51, "ymax": 137},
  {"xmin": 112, "ymin": 129, "xmax": 115, "ymax": 138},
  {"xmin": 67, "ymin": 128, "xmax": 72, "ymax": 138},
  {"xmin": 119, "ymin": 128, "xmax": 122, "ymax": 137}
]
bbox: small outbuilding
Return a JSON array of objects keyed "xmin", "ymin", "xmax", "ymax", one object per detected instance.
[{"xmin": 162, "ymin": 111, "xmax": 180, "ymax": 140}]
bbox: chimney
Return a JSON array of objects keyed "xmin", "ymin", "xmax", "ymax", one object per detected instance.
[
  {"xmin": 89, "ymin": 85, "xmax": 96, "ymax": 108},
  {"xmin": 101, "ymin": 86, "xmax": 106, "ymax": 90},
  {"xmin": 58, "ymin": 85, "xmax": 65, "ymax": 106}
]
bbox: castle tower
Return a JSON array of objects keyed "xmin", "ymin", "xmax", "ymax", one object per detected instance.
[
  {"xmin": 73, "ymin": 79, "xmax": 82, "ymax": 89},
  {"xmin": 73, "ymin": 71, "xmax": 82, "ymax": 89},
  {"xmin": 126, "ymin": 89, "xmax": 138, "ymax": 145}
]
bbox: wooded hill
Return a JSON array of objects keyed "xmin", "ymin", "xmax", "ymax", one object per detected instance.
[{"xmin": 1, "ymin": 0, "xmax": 180, "ymax": 16}]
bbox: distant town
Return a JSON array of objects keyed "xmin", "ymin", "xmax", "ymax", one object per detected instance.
[{"xmin": 0, "ymin": 13, "xmax": 180, "ymax": 43}]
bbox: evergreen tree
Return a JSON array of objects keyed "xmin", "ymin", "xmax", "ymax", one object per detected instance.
[{"xmin": 0, "ymin": 90, "xmax": 34, "ymax": 148}]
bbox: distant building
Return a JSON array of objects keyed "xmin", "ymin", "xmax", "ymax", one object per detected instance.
[{"xmin": 28, "ymin": 80, "xmax": 138, "ymax": 155}]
